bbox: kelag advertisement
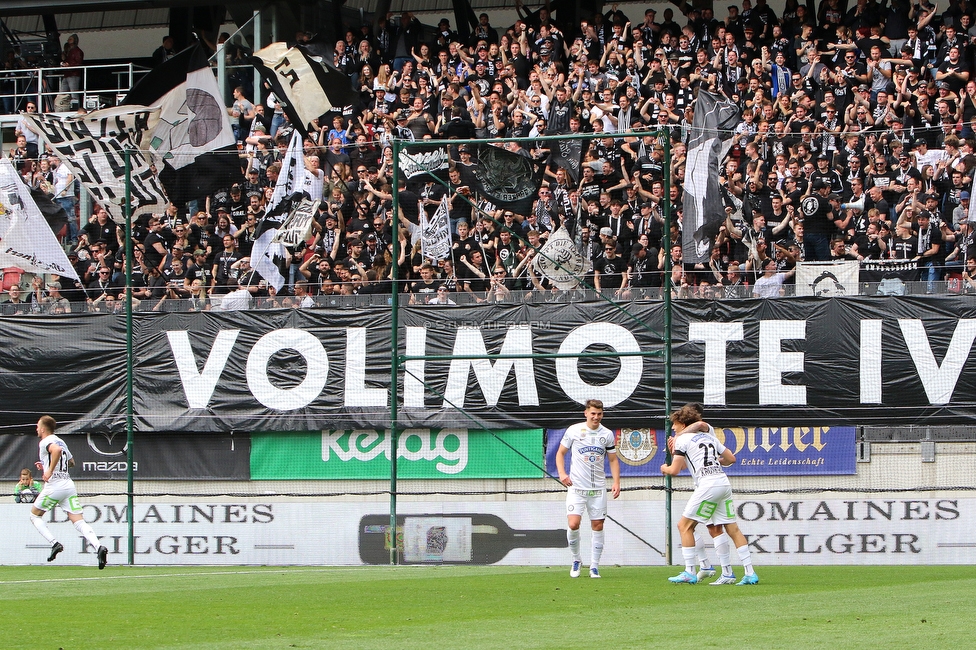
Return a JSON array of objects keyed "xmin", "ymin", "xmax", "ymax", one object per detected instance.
[{"xmin": 250, "ymin": 429, "xmax": 544, "ymax": 479}]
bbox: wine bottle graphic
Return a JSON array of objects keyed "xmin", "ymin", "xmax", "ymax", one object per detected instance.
[{"xmin": 359, "ymin": 513, "xmax": 568, "ymax": 564}]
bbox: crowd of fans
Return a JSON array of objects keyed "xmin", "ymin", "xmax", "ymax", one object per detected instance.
[{"xmin": 7, "ymin": 0, "xmax": 976, "ymax": 314}]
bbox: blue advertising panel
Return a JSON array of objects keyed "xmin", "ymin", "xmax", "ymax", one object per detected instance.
[{"xmin": 545, "ymin": 426, "xmax": 857, "ymax": 477}]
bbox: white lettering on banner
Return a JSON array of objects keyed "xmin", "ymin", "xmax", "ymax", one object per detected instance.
[
  {"xmin": 759, "ymin": 320, "xmax": 806, "ymax": 405},
  {"xmin": 160, "ymin": 317, "xmax": 976, "ymax": 411},
  {"xmin": 443, "ymin": 327, "xmax": 539, "ymax": 408},
  {"xmin": 344, "ymin": 328, "xmax": 387, "ymax": 407},
  {"xmin": 404, "ymin": 327, "xmax": 427, "ymax": 408},
  {"xmin": 555, "ymin": 323, "xmax": 642, "ymax": 407},
  {"xmin": 688, "ymin": 322, "xmax": 745, "ymax": 405},
  {"xmin": 245, "ymin": 329, "xmax": 329, "ymax": 410},
  {"xmin": 322, "ymin": 429, "xmax": 468, "ymax": 475},
  {"xmin": 899, "ymin": 319, "xmax": 976, "ymax": 405},
  {"xmin": 861, "ymin": 320, "xmax": 883, "ymax": 403},
  {"xmin": 167, "ymin": 330, "xmax": 241, "ymax": 409}
]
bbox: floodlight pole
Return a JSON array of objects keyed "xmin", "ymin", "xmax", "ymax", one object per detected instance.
[
  {"xmin": 661, "ymin": 129, "xmax": 674, "ymax": 567},
  {"xmin": 124, "ymin": 149, "xmax": 135, "ymax": 566},
  {"xmin": 389, "ymin": 138, "xmax": 402, "ymax": 566}
]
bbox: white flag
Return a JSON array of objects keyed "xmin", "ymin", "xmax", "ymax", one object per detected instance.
[
  {"xmin": 795, "ymin": 260, "xmax": 860, "ymax": 297},
  {"xmin": 532, "ymin": 226, "xmax": 585, "ymax": 290},
  {"xmin": 0, "ymin": 159, "xmax": 79, "ymax": 279},
  {"xmin": 421, "ymin": 196, "xmax": 452, "ymax": 261}
]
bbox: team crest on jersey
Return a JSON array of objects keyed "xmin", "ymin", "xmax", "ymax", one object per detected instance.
[
  {"xmin": 615, "ymin": 428, "xmax": 657, "ymax": 466},
  {"xmin": 800, "ymin": 196, "xmax": 819, "ymax": 217}
]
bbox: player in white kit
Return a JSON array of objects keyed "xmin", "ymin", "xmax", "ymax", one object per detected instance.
[
  {"xmin": 661, "ymin": 404, "xmax": 758, "ymax": 586},
  {"xmin": 29, "ymin": 416, "xmax": 109, "ymax": 569},
  {"xmin": 555, "ymin": 399, "xmax": 621, "ymax": 578}
]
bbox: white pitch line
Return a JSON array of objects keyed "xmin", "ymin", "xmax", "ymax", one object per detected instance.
[{"xmin": 0, "ymin": 567, "xmax": 343, "ymax": 585}]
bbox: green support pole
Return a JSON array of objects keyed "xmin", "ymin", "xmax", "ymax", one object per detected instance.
[
  {"xmin": 389, "ymin": 138, "xmax": 402, "ymax": 565},
  {"xmin": 124, "ymin": 150, "xmax": 135, "ymax": 565},
  {"xmin": 662, "ymin": 130, "xmax": 673, "ymax": 567}
]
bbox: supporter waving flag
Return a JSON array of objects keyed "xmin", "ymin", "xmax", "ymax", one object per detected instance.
[
  {"xmin": 682, "ymin": 92, "xmax": 741, "ymax": 265},
  {"xmin": 251, "ymin": 131, "xmax": 305, "ymax": 290},
  {"xmin": 421, "ymin": 195, "xmax": 453, "ymax": 261},
  {"xmin": 251, "ymin": 42, "xmax": 359, "ymax": 139},
  {"xmin": 122, "ymin": 43, "xmax": 242, "ymax": 205}
]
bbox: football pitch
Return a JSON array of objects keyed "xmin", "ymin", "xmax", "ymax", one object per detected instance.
[{"xmin": 0, "ymin": 565, "xmax": 970, "ymax": 649}]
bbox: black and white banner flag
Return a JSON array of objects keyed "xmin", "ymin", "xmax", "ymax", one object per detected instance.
[
  {"xmin": 471, "ymin": 144, "xmax": 544, "ymax": 215},
  {"xmin": 0, "ymin": 159, "xmax": 79, "ymax": 278},
  {"xmin": 796, "ymin": 261, "xmax": 859, "ymax": 297},
  {"xmin": 421, "ymin": 195, "xmax": 452, "ymax": 260},
  {"xmin": 251, "ymin": 43, "xmax": 359, "ymax": 140},
  {"xmin": 549, "ymin": 139, "xmax": 582, "ymax": 184},
  {"xmin": 123, "ymin": 44, "xmax": 242, "ymax": 205},
  {"xmin": 398, "ymin": 145, "xmax": 451, "ymax": 181},
  {"xmin": 682, "ymin": 92, "xmax": 741, "ymax": 264},
  {"xmin": 26, "ymin": 109, "xmax": 168, "ymax": 223},
  {"xmin": 273, "ymin": 198, "xmax": 320, "ymax": 248},
  {"xmin": 533, "ymin": 225, "xmax": 585, "ymax": 289},
  {"xmin": 252, "ymin": 131, "xmax": 305, "ymax": 290}
]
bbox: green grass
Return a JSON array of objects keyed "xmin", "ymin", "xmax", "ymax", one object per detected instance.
[{"xmin": 0, "ymin": 565, "xmax": 970, "ymax": 649}]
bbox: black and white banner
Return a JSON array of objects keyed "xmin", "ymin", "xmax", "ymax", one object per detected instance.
[
  {"xmin": 251, "ymin": 43, "xmax": 359, "ymax": 139},
  {"xmin": 682, "ymin": 92, "xmax": 741, "ymax": 264},
  {"xmin": 533, "ymin": 225, "xmax": 585, "ymax": 289},
  {"xmin": 3, "ymin": 298, "xmax": 976, "ymax": 433},
  {"xmin": 420, "ymin": 195, "xmax": 452, "ymax": 260},
  {"xmin": 252, "ymin": 131, "xmax": 304, "ymax": 290},
  {"xmin": 26, "ymin": 109, "xmax": 168, "ymax": 223},
  {"xmin": 796, "ymin": 261, "xmax": 860, "ymax": 296},
  {"xmin": 398, "ymin": 146, "xmax": 451, "ymax": 181},
  {"xmin": 272, "ymin": 198, "xmax": 319, "ymax": 248}
]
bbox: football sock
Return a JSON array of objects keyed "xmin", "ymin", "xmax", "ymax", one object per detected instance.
[
  {"xmin": 73, "ymin": 519, "xmax": 101, "ymax": 551},
  {"xmin": 591, "ymin": 530, "xmax": 605, "ymax": 567},
  {"xmin": 737, "ymin": 544, "xmax": 755, "ymax": 576},
  {"xmin": 568, "ymin": 529, "xmax": 581, "ymax": 561},
  {"xmin": 682, "ymin": 546, "xmax": 697, "ymax": 574},
  {"xmin": 694, "ymin": 531, "xmax": 711, "ymax": 568},
  {"xmin": 714, "ymin": 532, "xmax": 733, "ymax": 575},
  {"xmin": 30, "ymin": 514, "xmax": 57, "ymax": 544}
]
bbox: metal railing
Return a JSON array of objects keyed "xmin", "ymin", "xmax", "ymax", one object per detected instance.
[{"xmin": 0, "ymin": 62, "xmax": 151, "ymax": 114}]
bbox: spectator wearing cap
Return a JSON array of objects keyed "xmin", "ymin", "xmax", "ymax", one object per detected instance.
[{"xmin": 42, "ymin": 281, "xmax": 70, "ymax": 313}]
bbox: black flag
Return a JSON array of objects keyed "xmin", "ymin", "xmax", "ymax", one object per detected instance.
[
  {"xmin": 470, "ymin": 144, "xmax": 544, "ymax": 216},
  {"xmin": 682, "ymin": 92, "xmax": 741, "ymax": 264}
]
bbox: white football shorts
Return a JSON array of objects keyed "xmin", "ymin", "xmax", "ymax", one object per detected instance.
[
  {"xmin": 566, "ymin": 487, "xmax": 608, "ymax": 520},
  {"xmin": 682, "ymin": 482, "xmax": 735, "ymax": 525},
  {"xmin": 33, "ymin": 480, "xmax": 83, "ymax": 515}
]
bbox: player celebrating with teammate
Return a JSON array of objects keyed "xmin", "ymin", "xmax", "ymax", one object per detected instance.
[
  {"xmin": 661, "ymin": 404, "xmax": 758, "ymax": 586},
  {"xmin": 29, "ymin": 415, "xmax": 109, "ymax": 569},
  {"xmin": 556, "ymin": 399, "xmax": 621, "ymax": 578}
]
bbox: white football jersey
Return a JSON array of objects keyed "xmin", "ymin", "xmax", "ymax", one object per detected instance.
[
  {"xmin": 673, "ymin": 426, "xmax": 730, "ymax": 488},
  {"xmin": 560, "ymin": 423, "xmax": 616, "ymax": 490},
  {"xmin": 38, "ymin": 434, "xmax": 73, "ymax": 487}
]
